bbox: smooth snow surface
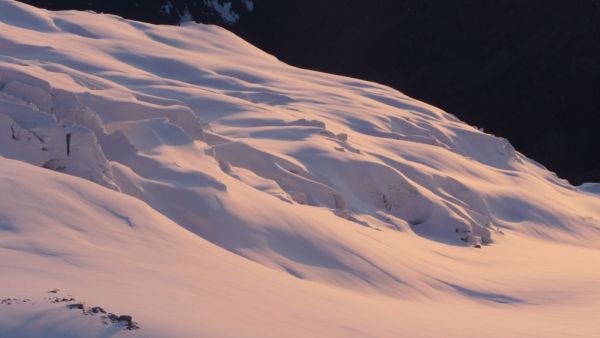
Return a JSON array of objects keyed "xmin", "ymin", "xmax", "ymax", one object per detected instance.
[{"xmin": 1, "ymin": 1, "xmax": 600, "ymax": 337}]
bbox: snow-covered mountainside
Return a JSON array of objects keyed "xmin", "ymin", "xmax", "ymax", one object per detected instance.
[{"xmin": 1, "ymin": 1, "xmax": 600, "ymax": 337}]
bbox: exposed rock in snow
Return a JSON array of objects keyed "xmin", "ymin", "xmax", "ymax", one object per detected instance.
[
  {"xmin": 206, "ymin": 0, "xmax": 239, "ymax": 24},
  {"xmin": 160, "ymin": 1, "xmax": 174, "ymax": 16},
  {"xmin": 241, "ymin": 0, "xmax": 254, "ymax": 12},
  {"xmin": 178, "ymin": 6, "xmax": 192, "ymax": 24}
]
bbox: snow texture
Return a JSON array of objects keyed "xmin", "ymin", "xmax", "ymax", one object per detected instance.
[{"xmin": 1, "ymin": 1, "xmax": 600, "ymax": 337}]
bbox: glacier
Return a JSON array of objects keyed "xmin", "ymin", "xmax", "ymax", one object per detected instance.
[{"xmin": 1, "ymin": 1, "xmax": 600, "ymax": 337}]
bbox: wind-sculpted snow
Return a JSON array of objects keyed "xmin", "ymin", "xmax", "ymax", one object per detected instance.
[{"xmin": 2, "ymin": 1, "xmax": 600, "ymax": 336}]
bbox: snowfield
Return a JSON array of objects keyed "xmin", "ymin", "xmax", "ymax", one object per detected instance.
[{"xmin": 1, "ymin": 1, "xmax": 600, "ymax": 337}]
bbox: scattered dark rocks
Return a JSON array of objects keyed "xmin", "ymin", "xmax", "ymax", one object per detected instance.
[
  {"xmin": 2, "ymin": 292, "xmax": 140, "ymax": 331},
  {"xmin": 67, "ymin": 303, "xmax": 85, "ymax": 310},
  {"xmin": 89, "ymin": 306, "xmax": 106, "ymax": 314},
  {"xmin": 102, "ymin": 313, "xmax": 139, "ymax": 330},
  {"xmin": 1, "ymin": 298, "xmax": 30, "ymax": 305},
  {"xmin": 105, "ymin": 313, "xmax": 119, "ymax": 322},
  {"xmin": 117, "ymin": 315, "xmax": 138, "ymax": 330},
  {"xmin": 61, "ymin": 301, "xmax": 140, "ymax": 330},
  {"xmin": 50, "ymin": 296, "xmax": 75, "ymax": 303}
]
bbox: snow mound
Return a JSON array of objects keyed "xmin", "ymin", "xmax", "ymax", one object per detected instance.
[{"xmin": 2, "ymin": 1, "xmax": 600, "ymax": 336}]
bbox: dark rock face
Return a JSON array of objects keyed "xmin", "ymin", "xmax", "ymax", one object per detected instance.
[{"xmin": 17, "ymin": 0, "xmax": 600, "ymax": 184}]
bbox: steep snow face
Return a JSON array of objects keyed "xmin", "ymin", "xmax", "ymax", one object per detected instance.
[
  {"xmin": 0, "ymin": 0, "xmax": 596, "ymax": 250},
  {"xmin": 0, "ymin": 81, "xmax": 116, "ymax": 189},
  {"xmin": 1, "ymin": 1, "xmax": 600, "ymax": 336}
]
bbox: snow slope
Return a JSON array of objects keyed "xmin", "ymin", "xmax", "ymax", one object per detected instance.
[{"xmin": 1, "ymin": 1, "xmax": 600, "ymax": 336}]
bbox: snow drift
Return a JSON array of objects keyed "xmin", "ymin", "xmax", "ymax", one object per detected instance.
[{"xmin": 1, "ymin": 1, "xmax": 600, "ymax": 336}]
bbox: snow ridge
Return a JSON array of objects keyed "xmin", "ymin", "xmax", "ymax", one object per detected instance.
[{"xmin": 1, "ymin": 1, "xmax": 600, "ymax": 337}]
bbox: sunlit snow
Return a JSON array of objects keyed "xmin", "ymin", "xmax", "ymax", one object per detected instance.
[{"xmin": 1, "ymin": 1, "xmax": 600, "ymax": 337}]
